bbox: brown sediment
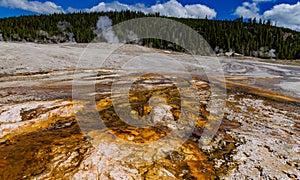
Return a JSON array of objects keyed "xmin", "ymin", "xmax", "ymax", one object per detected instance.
[
  {"xmin": 0, "ymin": 71, "xmax": 237, "ymax": 179},
  {"xmin": 110, "ymin": 125, "xmax": 170, "ymax": 143},
  {"xmin": 1, "ymin": 68, "xmax": 299, "ymax": 179},
  {"xmin": 181, "ymin": 141, "xmax": 216, "ymax": 179},
  {"xmin": 1, "ymin": 42, "xmax": 299, "ymax": 178},
  {"xmin": 20, "ymin": 105, "xmax": 65, "ymax": 121},
  {"xmin": 0, "ymin": 106, "xmax": 234, "ymax": 179},
  {"xmin": 0, "ymin": 120, "xmax": 90, "ymax": 179},
  {"xmin": 0, "ymin": 85, "xmax": 73, "ymax": 104},
  {"xmin": 219, "ymin": 119, "xmax": 241, "ymax": 130},
  {"xmin": 219, "ymin": 78, "xmax": 300, "ymax": 105}
]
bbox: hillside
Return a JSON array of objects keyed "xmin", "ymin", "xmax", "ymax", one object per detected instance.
[{"xmin": 0, "ymin": 11, "xmax": 299, "ymax": 60}]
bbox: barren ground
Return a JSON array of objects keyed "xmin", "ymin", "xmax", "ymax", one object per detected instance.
[{"xmin": 0, "ymin": 42, "xmax": 299, "ymax": 179}]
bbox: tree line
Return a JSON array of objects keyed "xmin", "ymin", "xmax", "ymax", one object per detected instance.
[{"xmin": 0, "ymin": 11, "xmax": 299, "ymax": 60}]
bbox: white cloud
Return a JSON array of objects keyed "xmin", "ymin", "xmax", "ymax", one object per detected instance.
[
  {"xmin": 234, "ymin": 2, "xmax": 260, "ymax": 19},
  {"xmin": 66, "ymin": 7, "xmax": 80, "ymax": 13},
  {"xmin": 234, "ymin": 1, "xmax": 300, "ymax": 31},
  {"xmin": 0, "ymin": 0, "xmax": 64, "ymax": 14},
  {"xmin": 263, "ymin": 2, "xmax": 300, "ymax": 31},
  {"xmin": 86, "ymin": 0, "xmax": 217, "ymax": 19},
  {"xmin": 185, "ymin": 4, "xmax": 217, "ymax": 19},
  {"xmin": 89, "ymin": 2, "xmax": 135, "ymax": 12},
  {"xmin": 151, "ymin": 0, "xmax": 187, "ymax": 18},
  {"xmin": 0, "ymin": 0, "xmax": 216, "ymax": 19}
]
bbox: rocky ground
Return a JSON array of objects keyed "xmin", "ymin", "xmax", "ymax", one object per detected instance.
[{"xmin": 0, "ymin": 42, "xmax": 299, "ymax": 179}]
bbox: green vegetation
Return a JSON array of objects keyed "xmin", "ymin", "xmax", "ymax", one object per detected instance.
[{"xmin": 0, "ymin": 11, "xmax": 299, "ymax": 60}]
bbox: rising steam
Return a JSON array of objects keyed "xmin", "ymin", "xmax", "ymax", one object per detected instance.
[{"xmin": 95, "ymin": 16, "xmax": 120, "ymax": 43}]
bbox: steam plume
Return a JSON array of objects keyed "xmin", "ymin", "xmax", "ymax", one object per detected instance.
[{"xmin": 95, "ymin": 16, "xmax": 120, "ymax": 43}]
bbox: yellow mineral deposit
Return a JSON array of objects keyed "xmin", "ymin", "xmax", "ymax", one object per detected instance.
[{"xmin": 0, "ymin": 43, "xmax": 299, "ymax": 179}]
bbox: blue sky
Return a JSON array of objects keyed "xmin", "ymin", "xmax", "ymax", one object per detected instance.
[{"xmin": 0, "ymin": 0, "xmax": 299, "ymax": 30}]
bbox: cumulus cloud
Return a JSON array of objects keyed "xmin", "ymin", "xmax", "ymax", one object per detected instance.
[
  {"xmin": 234, "ymin": 2, "xmax": 260, "ymax": 19},
  {"xmin": 0, "ymin": 0, "xmax": 216, "ymax": 19},
  {"xmin": 0, "ymin": 0, "xmax": 64, "ymax": 14},
  {"xmin": 234, "ymin": 1, "xmax": 300, "ymax": 31},
  {"xmin": 89, "ymin": 2, "xmax": 141, "ymax": 13},
  {"xmin": 263, "ymin": 2, "xmax": 300, "ymax": 31},
  {"xmin": 86, "ymin": 0, "xmax": 217, "ymax": 19}
]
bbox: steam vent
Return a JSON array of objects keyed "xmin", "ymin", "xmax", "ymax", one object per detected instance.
[{"xmin": 0, "ymin": 43, "xmax": 300, "ymax": 179}]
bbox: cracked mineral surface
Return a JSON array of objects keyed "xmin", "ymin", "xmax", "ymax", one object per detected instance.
[{"xmin": 0, "ymin": 42, "xmax": 299, "ymax": 179}]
